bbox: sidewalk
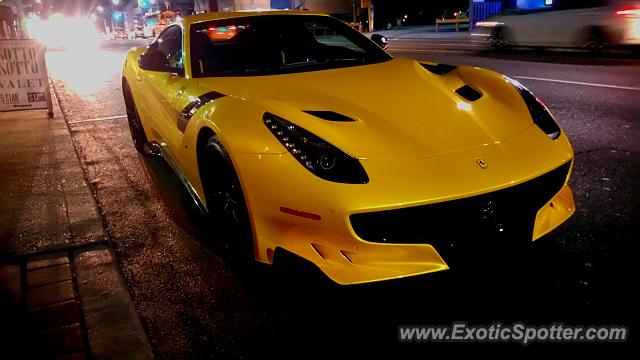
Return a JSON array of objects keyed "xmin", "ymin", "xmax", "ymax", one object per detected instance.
[{"xmin": 0, "ymin": 89, "xmax": 153, "ymax": 359}]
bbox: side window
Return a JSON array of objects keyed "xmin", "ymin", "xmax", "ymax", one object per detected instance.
[
  {"xmin": 156, "ymin": 25, "xmax": 183, "ymax": 72},
  {"xmin": 303, "ymin": 20, "xmax": 365, "ymax": 54}
]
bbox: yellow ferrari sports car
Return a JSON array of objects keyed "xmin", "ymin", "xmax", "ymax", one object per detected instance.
[{"xmin": 122, "ymin": 11, "xmax": 575, "ymax": 285}]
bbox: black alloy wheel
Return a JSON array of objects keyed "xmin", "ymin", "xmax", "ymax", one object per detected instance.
[
  {"xmin": 201, "ymin": 135, "xmax": 254, "ymax": 258},
  {"xmin": 123, "ymin": 83, "xmax": 149, "ymax": 155}
]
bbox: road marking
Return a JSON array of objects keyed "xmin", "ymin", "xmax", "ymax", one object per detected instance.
[
  {"xmin": 69, "ymin": 115, "xmax": 128, "ymax": 124},
  {"xmin": 389, "ymin": 48, "xmax": 478, "ymax": 53},
  {"xmin": 513, "ymin": 76, "xmax": 640, "ymax": 91},
  {"xmin": 390, "ymin": 40, "xmax": 474, "ymax": 43},
  {"xmin": 389, "ymin": 43, "xmax": 479, "ymax": 48}
]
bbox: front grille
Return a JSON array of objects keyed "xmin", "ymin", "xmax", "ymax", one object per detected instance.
[{"xmin": 350, "ymin": 162, "xmax": 571, "ymax": 264}]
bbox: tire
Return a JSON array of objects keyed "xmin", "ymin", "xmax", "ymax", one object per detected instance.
[
  {"xmin": 122, "ymin": 82, "xmax": 149, "ymax": 155},
  {"xmin": 489, "ymin": 26, "xmax": 509, "ymax": 50},
  {"xmin": 582, "ymin": 27, "xmax": 608, "ymax": 53},
  {"xmin": 201, "ymin": 135, "xmax": 254, "ymax": 258}
]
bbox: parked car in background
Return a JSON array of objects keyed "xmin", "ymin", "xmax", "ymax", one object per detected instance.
[
  {"xmin": 130, "ymin": 26, "xmax": 145, "ymax": 39},
  {"xmin": 113, "ymin": 28, "xmax": 128, "ymax": 40},
  {"xmin": 474, "ymin": 0, "xmax": 640, "ymax": 50},
  {"xmin": 133, "ymin": 26, "xmax": 145, "ymax": 39}
]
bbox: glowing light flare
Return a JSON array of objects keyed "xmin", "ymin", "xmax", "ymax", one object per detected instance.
[
  {"xmin": 633, "ymin": 19, "xmax": 640, "ymax": 38},
  {"xmin": 457, "ymin": 102, "xmax": 472, "ymax": 111},
  {"xmin": 206, "ymin": 25, "xmax": 247, "ymax": 40},
  {"xmin": 475, "ymin": 21, "xmax": 502, "ymax": 27},
  {"xmin": 27, "ymin": 14, "xmax": 101, "ymax": 51},
  {"xmin": 616, "ymin": 6, "xmax": 640, "ymax": 18},
  {"xmin": 45, "ymin": 49, "xmax": 123, "ymax": 98}
]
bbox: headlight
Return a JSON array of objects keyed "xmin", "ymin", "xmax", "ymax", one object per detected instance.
[
  {"xmin": 506, "ymin": 78, "xmax": 561, "ymax": 140},
  {"xmin": 263, "ymin": 113, "xmax": 369, "ymax": 184}
]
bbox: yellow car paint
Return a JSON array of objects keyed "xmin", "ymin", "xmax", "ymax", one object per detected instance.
[{"xmin": 123, "ymin": 11, "xmax": 576, "ymax": 285}]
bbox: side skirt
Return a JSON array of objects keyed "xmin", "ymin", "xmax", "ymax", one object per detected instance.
[{"xmin": 144, "ymin": 142, "xmax": 209, "ymax": 215}]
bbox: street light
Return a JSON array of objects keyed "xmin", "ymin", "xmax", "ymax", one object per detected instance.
[
  {"xmin": 112, "ymin": 0, "xmax": 121, "ymax": 5},
  {"xmin": 94, "ymin": 6, "xmax": 107, "ymax": 33}
]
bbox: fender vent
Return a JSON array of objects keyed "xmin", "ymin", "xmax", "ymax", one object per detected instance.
[
  {"xmin": 421, "ymin": 63, "xmax": 457, "ymax": 75},
  {"xmin": 178, "ymin": 91, "xmax": 225, "ymax": 132},
  {"xmin": 303, "ymin": 110, "xmax": 355, "ymax": 122},
  {"xmin": 455, "ymin": 85, "xmax": 482, "ymax": 102}
]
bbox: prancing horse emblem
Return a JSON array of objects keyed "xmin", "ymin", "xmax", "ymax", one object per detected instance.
[{"xmin": 476, "ymin": 158, "xmax": 488, "ymax": 169}]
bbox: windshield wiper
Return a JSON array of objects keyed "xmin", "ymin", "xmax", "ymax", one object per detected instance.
[
  {"xmin": 279, "ymin": 58, "xmax": 367, "ymax": 70},
  {"xmin": 279, "ymin": 60, "xmax": 320, "ymax": 69},
  {"xmin": 322, "ymin": 58, "xmax": 365, "ymax": 63}
]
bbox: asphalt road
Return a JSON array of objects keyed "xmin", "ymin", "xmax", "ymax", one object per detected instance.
[{"xmin": 45, "ymin": 39, "xmax": 638, "ymax": 356}]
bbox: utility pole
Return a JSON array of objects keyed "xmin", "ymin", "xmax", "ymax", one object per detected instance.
[
  {"xmin": 361, "ymin": 0, "xmax": 373, "ymax": 32},
  {"xmin": 15, "ymin": 0, "xmax": 25, "ymax": 37},
  {"xmin": 469, "ymin": 0, "xmax": 474, "ymax": 31},
  {"xmin": 41, "ymin": 0, "xmax": 53, "ymax": 19},
  {"xmin": 369, "ymin": 0, "xmax": 374, "ymax": 32}
]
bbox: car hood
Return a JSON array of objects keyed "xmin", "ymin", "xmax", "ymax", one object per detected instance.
[{"xmin": 196, "ymin": 57, "xmax": 534, "ymax": 159}]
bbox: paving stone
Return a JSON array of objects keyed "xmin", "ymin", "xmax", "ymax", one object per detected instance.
[
  {"xmin": 12, "ymin": 197, "xmax": 71, "ymax": 253},
  {"xmin": 0, "ymin": 264, "xmax": 21, "ymax": 305},
  {"xmin": 66, "ymin": 193, "xmax": 105, "ymax": 243},
  {"xmin": 53, "ymin": 352, "xmax": 86, "ymax": 360},
  {"xmin": 27, "ymin": 263, "xmax": 73, "ymax": 288},
  {"xmin": 58, "ymin": 166, "xmax": 90, "ymax": 196},
  {"xmin": 28, "ymin": 300, "xmax": 82, "ymax": 331},
  {"xmin": 26, "ymin": 280, "xmax": 75, "ymax": 309},
  {"xmin": 75, "ymin": 246, "xmax": 154, "ymax": 360},
  {"xmin": 36, "ymin": 323, "xmax": 84, "ymax": 354},
  {"xmin": 27, "ymin": 252, "xmax": 69, "ymax": 271}
]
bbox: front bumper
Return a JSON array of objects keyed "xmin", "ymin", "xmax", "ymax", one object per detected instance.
[
  {"xmin": 233, "ymin": 126, "xmax": 575, "ymax": 284},
  {"xmin": 350, "ymin": 161, "xmax": 572, "ymax": 262}
]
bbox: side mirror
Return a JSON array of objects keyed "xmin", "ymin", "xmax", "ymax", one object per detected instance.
[
  {"xmin": 371, "ymin": 34, "xmax": 389, "ymax": 50},
  {"xmin": 138, "ymin": 48, "xmax": 170, "ymax": 72}
]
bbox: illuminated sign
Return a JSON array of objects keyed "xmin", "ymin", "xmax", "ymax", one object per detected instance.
[{"xmin": 0, "ymin": 39, "xmax": 52, "ymax": 113}]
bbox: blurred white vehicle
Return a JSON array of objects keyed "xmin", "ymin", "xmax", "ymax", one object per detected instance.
[{"xmin": 473, "ymin": 0, "xmax": 640, "ymax": 50}]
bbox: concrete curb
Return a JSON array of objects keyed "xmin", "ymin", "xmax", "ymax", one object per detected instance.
[
  {"xmin": 49, "ymin": 80, "xmax": 155, "ymax": 359},
  {"xmin": 74, "ymin": 245, "xmax": 154, "ymax": 360}
]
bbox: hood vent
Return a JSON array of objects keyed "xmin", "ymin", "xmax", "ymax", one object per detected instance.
[
  {"xmin": 421, "ymin": 63, "xmax": 457, "ymax": 75},
  {"xmin": 455, "ymin": 85, "xmax": 482, "ymax": 102},
  {"xmin": 303, "ymin": 110, "xmax": 355, "ymax": 122}
]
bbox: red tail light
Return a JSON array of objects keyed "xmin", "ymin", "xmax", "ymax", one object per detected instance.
[{"xmin": 616, "ymin": 5, "xmax": 640, "ymax": 18}]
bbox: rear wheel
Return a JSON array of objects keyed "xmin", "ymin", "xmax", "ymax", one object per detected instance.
[
  {"xmin": 489, "ymin": 26, "xmax": 509, "ymax": 50},
  {"xmin": 200, "ymin": 135, "xmax": 254, "ymax": 258},
  {"xmin": 582, "ymin": 27, "xmax": 608, "ymax": 53},
  {"xmin": 123, "ymin": 82, "xmax": 149, "ymax": 155}
]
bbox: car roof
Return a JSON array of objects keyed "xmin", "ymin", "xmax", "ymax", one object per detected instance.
[{"xmin": 182, "ymin": 10, "xmax": 328, "ymax": 27}]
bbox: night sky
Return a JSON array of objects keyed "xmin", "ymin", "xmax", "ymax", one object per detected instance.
[
  {"xmin": 48, "ymin": 0, "xmax": 477, "ymax": 16},
  {"xmin": 51, "ymin": 0, "xmax": 126, "ymax": 15}
]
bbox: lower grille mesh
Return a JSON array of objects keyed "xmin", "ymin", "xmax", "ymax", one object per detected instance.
[{"xmin": 350, "ymin": 162, "xmax": 571, "ymax": 262}]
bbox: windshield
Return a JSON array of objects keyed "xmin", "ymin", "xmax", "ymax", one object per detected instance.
[{"xmin": 189, "ymin": 15, "xmax": 392, "ymax": 77}]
